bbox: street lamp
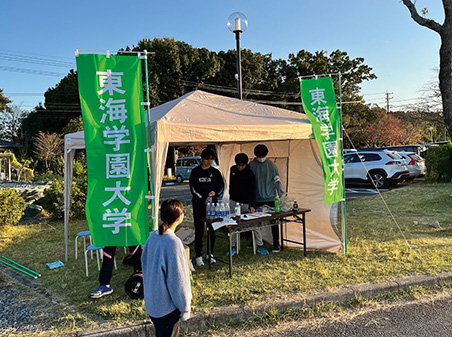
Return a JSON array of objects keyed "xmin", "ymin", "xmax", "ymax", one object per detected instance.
[{"xmin": 227, "ymin": 12, "xmax": 248, "ymax": 100}]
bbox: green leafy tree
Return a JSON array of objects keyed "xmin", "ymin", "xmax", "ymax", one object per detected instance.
[
  {"xmin": 21, "ymin": 70, "xmax": 80, "ymax": 140},
  {"xmin": 131, "ymin": 37, "xmax": 222, "ymax": 106}
]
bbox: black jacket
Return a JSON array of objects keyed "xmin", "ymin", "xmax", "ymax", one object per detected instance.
[
  {"xmin": 229, "ymin": 165, "xmax": 256, "ymax": 206},
  {"xmin": 189, "ymin": 165, "xmax": 224, "ymax": 203}
]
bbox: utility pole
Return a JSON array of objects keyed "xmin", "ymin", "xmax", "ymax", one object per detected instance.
[{"xmin": 385, "ymin": 90, "xmax": 393, "ymax": 113}]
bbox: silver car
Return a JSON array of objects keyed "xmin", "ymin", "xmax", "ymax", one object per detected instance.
[
  {"xmin": 344, "ymin": 150, "xmax": 410, "ymax": 188},
  {"xmin": 397, "ymin": 151, "xmax": 426, "ymax": 179}
]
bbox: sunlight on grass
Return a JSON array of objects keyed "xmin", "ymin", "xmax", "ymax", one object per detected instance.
[{"xmin": 0, "ymin": 181, "xmax": 451, "ymax": 329}]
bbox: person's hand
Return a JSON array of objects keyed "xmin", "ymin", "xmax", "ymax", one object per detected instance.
[
  {"xmin": 208, "ymin": 191, "xmax": 215, "ymax": 197},
  {"xmin": 205, "ymin": 196, "xmax": 212, "ymax": 204},
  {"xmin": 249, "ymin": 207, "xmax": 255, "ymax": 212}
]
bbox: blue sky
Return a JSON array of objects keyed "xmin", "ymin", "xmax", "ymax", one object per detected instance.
[{"xmin": 1, "ymin": 0, "xmax": 443, "ymax": 111}]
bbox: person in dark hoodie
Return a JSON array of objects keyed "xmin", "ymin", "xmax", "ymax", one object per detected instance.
[
  {"xmin": 228, "ymin": 153, "xmax": 269, "ymax": 256},
  {"xmin": 189, "ymin": 148, "xmax": 224, "ymax": 267}
]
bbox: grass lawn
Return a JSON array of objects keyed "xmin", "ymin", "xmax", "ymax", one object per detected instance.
[{"xmin": 1, "ymin": 181, "xmax": 452, "ymax": 332}]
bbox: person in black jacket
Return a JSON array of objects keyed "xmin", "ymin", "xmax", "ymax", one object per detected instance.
[
  {"xmin": 229, "ymin": 153, "xmax": 269, "ymax": 256},
  {"xmin": 189, "ymin": 148, "xmax": 224, "ymax": 267}
]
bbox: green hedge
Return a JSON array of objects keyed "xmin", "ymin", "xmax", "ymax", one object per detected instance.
[
  {"xmin": 0, "ymin": 188, "xmax": 27, "ymax": 226},
  {"xmin": 425, "ymin": 143, "xmax": 452, "ymax": 182}
]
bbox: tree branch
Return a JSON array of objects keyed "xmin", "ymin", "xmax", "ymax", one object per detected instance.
[{"xmin": 401, "ymin": 0, "xmax": 443, "ymax": 34}]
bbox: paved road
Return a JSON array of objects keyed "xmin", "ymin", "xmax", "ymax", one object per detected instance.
[
  {"xmin": 160, "ymin": 181, "xmax": 411, "ymax": 204},
  {"xmin": 221, "ymin": 289, "xmax": 452, "ymax": 337}
]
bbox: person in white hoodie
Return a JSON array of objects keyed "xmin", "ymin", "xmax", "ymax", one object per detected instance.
[{"xmin": 142, "ymin": 199, "xmax": 192, "ymax": 337}]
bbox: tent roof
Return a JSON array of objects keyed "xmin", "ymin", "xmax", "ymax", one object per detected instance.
[
  {"xmin": 150, "ymin": 90, "xmax": 313, "ymax": 144},
  {"xmin": 64, "ymin": 90, "xmax": 314, "ymax": 147}
]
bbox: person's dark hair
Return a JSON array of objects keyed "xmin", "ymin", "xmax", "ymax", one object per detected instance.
[
  {"xmin": 254, "ymin": 144, "xmax": 269, "ymax": 157},
  {"xmin": 159, "ymin": 199, "xmax": 184, "ymax": 235},
  {"xmin": 234, "ymin": 153, "xmax": 249, "ymax": 165},
  {"xmin": 201, "ymin": 148, "xmax": 215, "ymax": 159}
]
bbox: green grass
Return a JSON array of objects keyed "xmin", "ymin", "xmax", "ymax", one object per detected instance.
[{"xmin": 0, "ymin": 182, "xmax": 451, "ymax": 332}]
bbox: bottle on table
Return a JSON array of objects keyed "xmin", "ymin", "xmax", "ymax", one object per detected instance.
[
  {"xmin": 274, "ymin": 192, "xmax": 280, "ymax": 213},
  {"xmin": 206, "ymin": 202, "xmax": 211, "ymax": 220},
  {"xmin": 225, "ymin": 203, "xmax": 230, "ymax": 217},
  {"xmin": 219, "ymin": 202, "xmax": 225, "ymax": 217},
  {"xmin": 234, "ymin": 202, "xmax": 241, "ymax": 218},
  {"xmin": 215, "ymin": 203, "xmax": 220, "ymax": 218},
  {"xmin": 293, "ymin": 200, "xmax": 299, "ymax": 211},
  {"xmin": 209, "ymin": 202, "xmax": 215, "ymax": 220}
]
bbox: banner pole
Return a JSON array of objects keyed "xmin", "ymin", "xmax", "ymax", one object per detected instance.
[
  {"xmin": 143, "ymin": 50, "xmax": 156, "ymax": 230},
  {"xmin": 0, "ymin": 259, "xmax": 38, "ymax": 279},
  {"xmin": 338, "ymin": 72, "xmax": 347, "ymax": 255},
  {"xmin": 1, "ymin": 256, "xmax": 41, "ymax": 277}
]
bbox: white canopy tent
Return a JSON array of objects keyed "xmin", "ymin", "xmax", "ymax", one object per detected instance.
[{"xmin": 64, "ymin": 90, "xmax": 342, "ymax": 261}]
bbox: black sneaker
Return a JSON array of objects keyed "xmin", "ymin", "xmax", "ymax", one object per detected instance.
[{"xmin": 272, "ymin": 246, "xmax": 280, "ymax": 253}]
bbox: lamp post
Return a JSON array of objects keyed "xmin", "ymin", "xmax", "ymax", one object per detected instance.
[{"xmin": 227, "ymin": 12, "xmax": 248, "ymax": 100}]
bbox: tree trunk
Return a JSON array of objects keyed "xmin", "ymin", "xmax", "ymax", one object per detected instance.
[{"xmin": 439, "ymin": 23, "xmax": 452, "ymax": 138}]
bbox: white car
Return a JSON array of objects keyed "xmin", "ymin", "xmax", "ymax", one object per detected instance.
[
  {"xmin": 344, "ymin": 150, "xmax": 410, "ymax": 188},
  {"xmin": 396, "ymin": 151, "xmax": 426, "ymax": 179}
]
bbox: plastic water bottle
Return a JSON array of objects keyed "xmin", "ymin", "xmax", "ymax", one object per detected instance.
[
  {"xmin": 219, "ymin": 202, "xmax": 225, "ymax": 217},
  {"xmin": 235, "ymin": 203, "xmax": 241, "ymax": 217},
  {"xmin": 215, "ymin": 203, "xmax": 221, "ymax": 218},
  {"xmin": 225, "ymin": 203, "xmax": 230, "ymax": 217},
  {"xmin": 207, "ymin": 202, "xmax": 213, "ymax": 220},
  {"xmin": 206, "ymin": 202, "xmax": 211, "ymax": 220}
]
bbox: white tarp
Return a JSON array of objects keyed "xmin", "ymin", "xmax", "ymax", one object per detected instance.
[{"xmin": 64, "ymin": 90, "xmax": 342, "ymax": 260}]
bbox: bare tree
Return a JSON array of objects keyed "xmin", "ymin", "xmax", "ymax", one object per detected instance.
[
  {"xmin": 0, "ymin": 105, "xmax": 29, "ymax": 142},
  {"xmin": 33, "ymin": 131, "xmax": 63, "ymax": 170},
  {"xmin": 401, "ymin": 0, "xmax": 452, "ymax": 138}
]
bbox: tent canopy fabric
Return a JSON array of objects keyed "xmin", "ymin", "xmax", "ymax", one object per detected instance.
[
  {"xmin": 149, "ymin": 90, "xmax": 312, "ymax": 144},
  {"xmin": 63, "ymin": 90, "xmax": 342, "ymax": 261}
]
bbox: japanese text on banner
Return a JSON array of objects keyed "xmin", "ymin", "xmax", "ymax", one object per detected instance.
[
  {"xmin": 300, "ymin": 76, "xmax": 343, "ymax": 205},
  {"xmin": 76, "ymin": 54, "xmax": 149, "ymax": 246}
]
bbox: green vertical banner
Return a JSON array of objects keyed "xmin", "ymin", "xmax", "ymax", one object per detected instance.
[
  {"xmin": 300, "ymin": 76, "xmax": 343, "ymax": 205},
  {"xmin": 76, "ymin": 54, "xmax": 149, "ymax": 246}
]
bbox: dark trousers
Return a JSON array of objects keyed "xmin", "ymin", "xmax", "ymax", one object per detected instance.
[
  {"xmin": 150, "ymin": 309, "xmax": 181, "ymax": 337},
  {"xmin": 255, "ymin": 201, "xmax": 280, "ymax": 249},
  {"xmin": 193, "ymin": 200, "xmax": 215, "ymax": 258},
  {"xmin": 99, "ymin": 245, "xmax": 142, "ymax": 285}
]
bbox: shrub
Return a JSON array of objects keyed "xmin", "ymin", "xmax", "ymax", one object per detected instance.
[
  {"xmin": 425, "ymin": 143, "xmax": 452, "ymax": 182},
  {"xmin": 0, "ymin": 188, "xmax": 27, "ymax": 226},
  {"xmin": 40, "ymin": 159, "xmax": 87, "ymax": 219}
]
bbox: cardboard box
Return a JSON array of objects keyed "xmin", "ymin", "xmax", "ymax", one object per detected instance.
[{"xmin": 175, "ymin": 227, "xmax": 195, "ymax": 245}]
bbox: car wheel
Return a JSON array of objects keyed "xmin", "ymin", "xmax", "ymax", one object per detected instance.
[
  {"xmin": 176, "ymin": 175, "xmax": 183, "ymax": 183},
  {"xmin": 370, "ymin": 172, "xmax": 386, "ymax": 188}
]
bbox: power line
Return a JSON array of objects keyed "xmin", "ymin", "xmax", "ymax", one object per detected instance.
[
  {"xmin": 0, "ymin": 48, "xmax": 74, "ymax": 61},
  {"xmin": 0, "ymin": 52, "xmax": 75, "ymax": 68},
  {"xmin": 0, "ymin": 66, "xmax": 67, "ymax": 77}
]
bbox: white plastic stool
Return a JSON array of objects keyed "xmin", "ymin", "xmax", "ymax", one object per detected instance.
[
  {"xmin": 75, "ymin": 230, "xmax": 92, "ymax": 260},
  {"xmin": 84, "ymin": 245, "xmax": 117, "ymax": 277}
]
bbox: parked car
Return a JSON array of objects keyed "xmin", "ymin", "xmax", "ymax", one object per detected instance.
[
  {"xmin": 360, "ymin": 144, "xmax": 427, "ymax": 158},
  {"xmin": 344, "ymin": 150, "xmax": 410, "ymax": 188},
  {"xmin": 175, "ymin": 156, "xmax": 219, "ymax": 183},
  {"xmin": 397, "ymin": 151, "xmax": 426, "ymax": 179}
]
